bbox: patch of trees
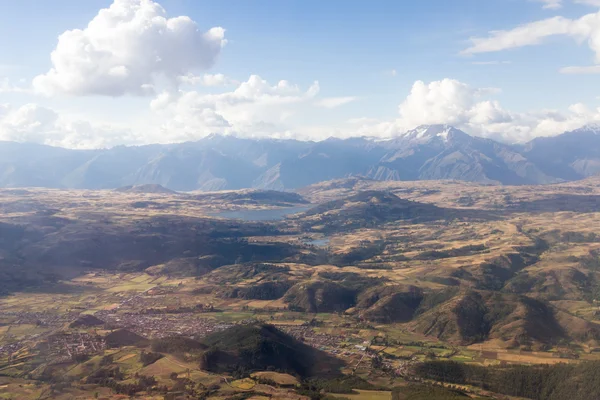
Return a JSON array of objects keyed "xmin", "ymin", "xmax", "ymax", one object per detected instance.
[
  {"xmin": 578, "ymin": 250, "xmax": 600, "ymax": 271},
  {"xmin": 415, "ymin": 288, "xmax": 460, "ymax": 315},
  {"xmin": 103, "ymin": 375, "xmax": 160, "ymax": 396},
  {"xmin": 561, "ymin": 231, "xmax": 598, "ymax": 243},
  {"xmin": 327, "ymin": 241, "xmax": 386, "ymax": 266},
  {"xmin": 100, "ymin": 354, "xmax": 113, "ymax": 366},
  {"xmin": 542, "ymin": 229, "xmax": 599, "ymax": 244},
  {"xmin": 207, "ymin": 263, "xmax": 291, "ymax": 285},
  {"xmin": 0, "ymin": 264, "xmax": 60, "ymax": 296},
  {"xmin": 85, "ymin": 366, "xmax": 125, "ymax": 385},
  {"xmin": 220, "ymin": 280, "xmax": 294, "ymax": 300},
  {"xmin": 150, "ymin": 336, "xmax": 207, "ymax": 354},
  {"xmin": 456, "ymin": 196, "xmax": 475, "ymax": 207},
  {"xmin": 392, "ymin": 384, "xmax": 469, "ymax": 400},
  {"xmin": 140, "ymin": 350, "xmax": 163, "ymax": 366},
  {"xmin": 414, "ymin": 244, "xmax": 487, "ymax": 261},
  {"xmin": 130, "ymin": 201, "xmax": 164, "ymax": 209},
  {"xmin": 71, "ymin": 353, "xmax": 90, "ymax": 363},
  {"xmin": 413, "ymin": 360, "xmax": 600, "ymax": 400},
  {"xmin": 318, "ymin": 271, "xmax": 387, "ymax": 292},
  {"xmin": 303, "ymin": 375, "xmax": 381, "ymax": 394}
]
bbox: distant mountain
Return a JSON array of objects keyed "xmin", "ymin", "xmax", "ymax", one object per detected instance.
[
  {"xmin": 374, "ymin": 125, "xmax": 555, "ymax": 185},
  {"xmin": 1, "ymin": 125, "xmax": 600, "ymax": 190},
  {"xmin": 520, "ymin": 125, "xmax": 600, "ymax": 181}
]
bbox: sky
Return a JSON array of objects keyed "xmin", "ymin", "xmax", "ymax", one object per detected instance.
[{"xmin": 2, "ymin": 0, "xmax": 600, "ymax": 148}]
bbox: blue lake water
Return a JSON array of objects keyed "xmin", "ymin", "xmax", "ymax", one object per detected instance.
[
  {"xmin": 210, "ymin": 205, "xmax": 311, "ymax": 221},
  {"xmin": 305, "ymin": 238, "xmax": 330, "ymax": 247}
]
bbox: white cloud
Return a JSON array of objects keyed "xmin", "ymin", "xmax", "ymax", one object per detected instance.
[
  {"xmin": 0, "ymin": 77, "xmax": 30, "ymax": 93},
  {"xmin": 396, "ymin": 79, "xmax": 504, "ymax": 129},
  {"xmin": 532, "ymin": 0, "xmax": 563, "ymax": 9},
  {"xmin": 349, "ymin": 78, "xmax": 600, "ymax": 143},
  {"xmin": 149, "ymin": 75, "xmax": 321, "ymax": 141},
  {"xmin": 178, "ymin": 73, "xmax": 238, "ymax": 87},
  {"xmin": 471, "ymin": 61, "xmax": 512, "ymax": 65},
  {"xmin": 3, "ymin": 77, "xmax": 599, "ymax": 147},
  {"xmin": 530, "ymin": 0, "xmax": 600, "ymax": 10},
  {"xmin": 397, "ymin": 79, "xmax": 479, "ymax": 128},
  {"xmin": 461, "ymin": 16, "xmax": 576, "ymax": 55},
  {"xmin": 462, "ymin": 9, "xmax": 600, "ymax": 72},
  {"xmin": 33, "ymin": 0, "xmax": 226, "ymax": 97},
  {"xmin": 315, "ymin": 96, "xmax": 358, "ymax": 108},
  {"xmin": 575, "ymin": 0, "xmax": 600, "ymax": 6},
  {"xmin": 0, "ymin": 103, "xmax": 137, "ymax": 149},
  {"xmin": 560, "ymin": 64, "xmax": 600, "ymax": 73}
]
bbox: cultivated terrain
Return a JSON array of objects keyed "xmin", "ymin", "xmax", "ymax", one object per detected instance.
[{"xmin": 2, "ymin": 176, "xmax": 600, "ymax": 399}]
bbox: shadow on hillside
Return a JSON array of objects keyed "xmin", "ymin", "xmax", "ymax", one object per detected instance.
[
  {"xmin": 511, "ymin": 194, "xmax": 600, "ymax": 213},
  {"xmin": 447, "ymin": 208, "xmax": 502, "ymax": 222}
]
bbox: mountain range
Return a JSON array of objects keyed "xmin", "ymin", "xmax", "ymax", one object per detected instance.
[{"xmin": 3, "ymin": 124, "xmax": 600, "ymax": 191}]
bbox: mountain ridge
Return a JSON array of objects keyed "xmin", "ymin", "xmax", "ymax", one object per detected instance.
[{"xmin": 2, "ymin": 125, "xmax": 599, "ymax": 190}]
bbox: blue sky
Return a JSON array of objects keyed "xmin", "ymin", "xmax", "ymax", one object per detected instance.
[{"xmin": 1, "ymin": 0, "xmax": 600, "ymax": 147}]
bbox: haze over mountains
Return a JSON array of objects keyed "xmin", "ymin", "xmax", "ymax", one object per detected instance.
[{"xmin": 3, "ymin": 124, "xmax": 600, "ymax": 191}]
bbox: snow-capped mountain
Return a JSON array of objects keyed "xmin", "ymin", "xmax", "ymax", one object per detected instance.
[{"xmin": 0, "ymin": 124, "xmax": 599, "ymax": 190}]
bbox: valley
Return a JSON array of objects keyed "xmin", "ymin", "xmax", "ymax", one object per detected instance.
[{"xmin": 2, "ymin": 177, "xmax": 600, "ymax": 399}]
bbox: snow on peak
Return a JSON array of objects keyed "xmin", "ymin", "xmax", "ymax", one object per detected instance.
[
  {"xmin": 576, "ymin": 123, "xmax": 600, "ymax": 135},
  {"xmin": 400, "ymin": 124, "xmax": 463, "ymax": 144}
]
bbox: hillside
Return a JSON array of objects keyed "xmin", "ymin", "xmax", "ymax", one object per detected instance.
[
  {"xmin": 69, "ymin": 315, "xmax": 105, "ymax": 328},
  {"xmin": 191, "ymin": 189, "xmax": 309, "ymax": 206},
  {"xmin": 105, "ymin": 329, "xmax": 148, "ymax": 348},
  {"xmin": 407, "ymin": 290, "xmax": 600, "ymax": 349},
  {"xmin": 199, "ymin": 323, "xmax": 343, "ymax": 377},
  {"xmin": 296, "ymin": 190, "xmax": 452, "ymax": 232},
  {"xmin": 284, "ymin": 280, "xmax": 358, "ymax": 313}
]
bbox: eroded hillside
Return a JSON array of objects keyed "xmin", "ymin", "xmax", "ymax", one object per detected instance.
[{"xmin": 2, "ymin": 178, "xmax": 600, "ymax": 398}]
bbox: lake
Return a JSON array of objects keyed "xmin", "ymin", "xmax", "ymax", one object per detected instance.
[{"xmin": 305, "ymin": 238, "xmax": 330, "ymax": 247}]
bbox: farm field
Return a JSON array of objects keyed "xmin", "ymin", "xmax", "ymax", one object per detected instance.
[{"xmin": 3, "ymin": 178, "xmax": 600, "ymax": 398}]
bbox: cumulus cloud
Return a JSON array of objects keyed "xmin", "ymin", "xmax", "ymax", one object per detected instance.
[
  {"xmin": 178, "ymin": 73, "xmax": 237, "ymax": 87},
  {"xmin": 33, "ymin": 0, "xmax": 226, "ymax": 96},
  {"xmin": 3, "ymin": 77, "xmax": 600, "ymax": 146},
  {"xmin": 0, "ymin": 103, "xmax": 137, "ymax": 148},
  {"xmin": 149, "ymin": 75, "xmax": 321, "ymax": 141},
  {"xmin": 348, "ymin": 78, "xmax": 600, "ymax": 143},
  {"xmin": 396, "ymin": 79, "xmax": 504, "ymax": 129},
  {"xmin": 398, "ymin": 79, "xmax": 480, "ymax": 128}
]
